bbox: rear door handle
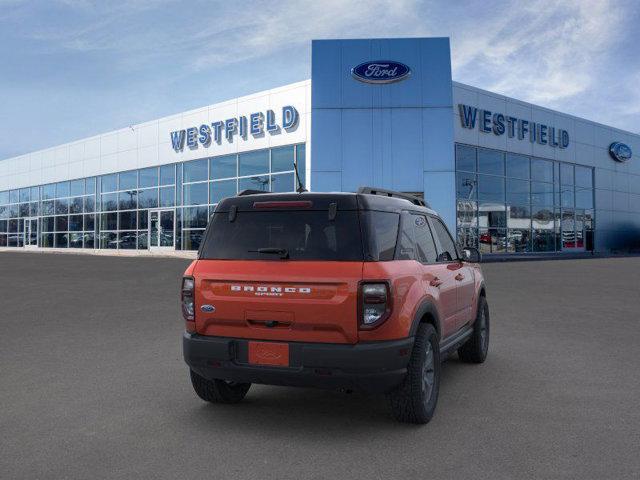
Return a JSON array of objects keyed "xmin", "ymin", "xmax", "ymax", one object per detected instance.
[
  {"xmin": 455, "ymin": 273, "xmax": 465, "ymax": 281},
  {"xmin": 430, "ymin": 278, "xmax": 443, "ymax": 287}
]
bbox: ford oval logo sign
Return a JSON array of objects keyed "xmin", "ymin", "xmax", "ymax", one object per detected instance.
[
  {"xmin": 609, "ymin": 142, "xmax": 632, "ymax": 162},
  {"xmin": 351, "ymin": 60, "xmax": 411, "ymax": 84}
]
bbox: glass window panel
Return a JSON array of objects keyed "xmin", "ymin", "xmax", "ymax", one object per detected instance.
[
  {"xmin": 478, "ymin": 201, "xmax": 506, "ymax": 229},
  {"xmin": 575, "ymin": 166, "xmax": 593, "ymax": 188},
  {"xmin": 100, "ymin": 232, "xmax": 117, "ymax": 249},
  {"xmin": 478, "ymin": 148, "xmax": 504, "ymax": 176},
  {"xmin": 69, "ymin": 232, "xmax": 83, "ymax": 248},
  {"xmin": 30, "ymin": 187, "xmax": 39, "ymax": 201},
  {"xmin": 239, "ymin": 175, "xmax": 269, "ymax": 192},
  {"xmin": 84, "ymin": 196, "xmax": 95, "ymax": 213},
  {"xmin": 55, "ymin": 181, "xmax": 70, "ymax": 198},
  {"xmin": 69, "ymin": 215, "xmax": 83, "ymax": 231},
  {"xmin": 533, "ymin": 229, "xmax": 555, "ymax": 252},
  {"xmin": 101, "ymin": 174, "xmax": 117, "ymax": 192},
  {"xmin": 183, "ymin": 230, "xmax": 205, "ymax": 250},
  {"xmin": 41, "ymin": 185, "xmax": 55, "ymax": 200},
  {"xmin": 532, "ymin": 207, "xmax": 554, "ymax": 230},
  {"xmin": 139, "ymin": 167, "xmax": 158, "ymax": 188},
  {"xmin": 531, "ymin": 158, "xmax": 554, "ymax": 183},
  {"xmin": 479, "ymin": 228, "xmax": 506, "ymax": 254},
  {"xmin": 55, "ymin": 198, "xmax": 69, "ymax": 215},
  {"xmin": 83, "ymin": 232, "xmax": 95, "ymax": 249},
  {"xmin": 19, "ymin": 203, "xmax": 29, "ymax": 217},
  {"xmin": 183, "ymin": 207, "xmax": 209, "ymax": 228},
  {"xmin": 0, "ymin": 219, "xmax": 6, "ymax": 232},
  {"xmin": 561, "ymin": 185, "xmax": 574, "ymax": 207},
  {"xmin": 119, "ymin": 171, "xmax": 137, "ymax": 190},
  {"xmin": 119, "ymin": 211, "xmax": 137, "ymax": 230},
  {"xmin": 29, "ymin": 202, "xmax": 39, "ymax": 216},
  {"xmin": 119, "ymin": 231, "xmax": 138, "ymax": 250},
  {"xmin": 507, "ymin": 229, "xmax": 532, "ymax": 252},
  {"xmin": 137, "ymin": 189, "xmax": 158, "ymax": 209},
  {"xmin": 176, "ymin": 164, "xmax": 182, "ymax": 206},
  {"xmin": 183, "ymin": 183, "xmax": 208, "ymax": 205},
  {"xmin": 101, "ymin": 193, "xmax": 118, "ymax": 211},
  {"xmin": 84, "ymin": 214, "xmax": 95, "ymax": 231},
  {"xmin": 457, "ymin": 200, "xmax": 478, "ymax": 228},
  {"xmin": 506, "ymin": 178, "xmax": 530, "ymax": 205},
  {"xmin": 0, "ymin": 234, "xmax": 7, "ymax": 246},
  {"xmin": 183, "ymin": 159, "xmax": 208, "ymax": 183},
  {"xmin": 210, "ymin": 155, "xmax": 237, "ymax": 179},
  {"xmin": 55, "ymin": 215, "xmax": 68, "ymax": 231},
  {"xmin": 210, "ymin": 179, "xmax": 237, "ymax": 204},
  {"xmin": 456, "ymin": 144, "xmax": 476, "ymax": 172},
  {"xmin": 531, "ymin": 182, "xmax": 554, "ymax": 206},
  {"xmin": 119, "ymin": 190, "xmax": 137, "ymax": 210},
  {"xmin": 137, "ymin": 231, "xmax": 148, "ymax": 249},
  {"xmin": 506, "ymin": 154, "xmax": 530, "ymax": 179},
  {"xmin": 477, "ymin": 174, "xmax": 505, "ymax": 203},
  {"xmin": 42, "ymin": 233, "xmax": 55, "ymax": 248},
  {"xmin": 9, "ymin": 190, "xmax": 19, "ymax": 203},
  {"xmin": 296, "ymin": 143, "xmax": 306, "ymax": 187},
  {"xmin": 456, "ymin": 172, "xmax": 477, "ymax": 200},
  {"xmin": 0, "ymin": 205, "xmax": 7, "ymax": 219},
  {"xmin": 0, "ymin": 191, "xmax": 9, "ymax": 204},
  {"xmin": 239, "ymin": 150, "xmax": 269, "ymax": 176},
  {"xmin": 271, "ymin": 146, "xmax": 295, "ymax": 173},
  {"xmin": 138, "ymin": 210, "xmax": 149, "ymax": 230},
  {"xmin": 270, "ymin": 173, "xmax": 294, "ymax": 193},
  {"xmin": 8, "ymin": 219, "xmax": 18, "ymax": 232},
  {"xmin": 70, "ymin": 179, "xmax": 84, "ymax": 196},
  {"xmin": 70, "ymin": 197, "xmax": 83, "ymax": 214},
  {"xmin": 507, "ymin": 205, "xmax": 531, "ymax": 229},
  {"xmin": 160, "ymin": 164, "xmax": 175, "ymax": 186},
  {"xmin": 560, "ymin": 163, "xmax": 574, "ymax": 185},
  {"xmin": 85, "ymin": 177, "xmax": 96, "ymax": 194},
  {"xmin": 42, "ymin": 217, "xmax": 55, "ymax": 232},
  {"xmin": 19, "ymin": 188, "xmax": 30, "ymax": 202},
  {"xmin": 576, "ymin": 187, "xmax": 593, "ymax": 209},
  {"xmin": 561, "ymin": 209, "xmax": 576, "ymax": 249},
  {"xmin": 55, "ymin": 233, "xmax": 68, "ymax": 248},
  {"xmin": 8, "ymin": 204, "xmax": 18, "ymax": 217},
  {"xmin": 159, "ymin": 187, "xmax": 175, "ymax": 207},
  {"xmin": 100, "ymin": 212, "xmax": 118, "ymax": 231}
]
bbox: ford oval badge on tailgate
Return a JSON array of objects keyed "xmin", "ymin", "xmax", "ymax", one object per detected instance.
[{"xmin": 200, "ymin": 304, "xmax": 215, "ymax": 313}]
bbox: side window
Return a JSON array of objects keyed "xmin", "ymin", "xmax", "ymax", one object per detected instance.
[
  {"xmin": 430, "ymin": 217, "xmax": 458, "ymax": 262},
  {"xmin": 396, "ymin": 213, "xmax": 416, "ymax": 260},
  {"xmin": 412, "ymin": 214, "xmax": 438, "ymax": 263}
]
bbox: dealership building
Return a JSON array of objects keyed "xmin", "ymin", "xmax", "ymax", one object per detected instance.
[{"xmin": 1, "ymin": 37, "xmax": 639, "ymax": 256}]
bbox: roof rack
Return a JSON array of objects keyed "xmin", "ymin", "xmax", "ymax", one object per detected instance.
[
  {"xmin": 357, "ymin": 187, "xmax": 429, "ymax": 208},
  {"xmin": 237, "ymin": 189, "xmax": 268, "ymax": 196}
]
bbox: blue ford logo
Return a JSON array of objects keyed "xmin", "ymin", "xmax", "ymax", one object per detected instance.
[
  {"xmin": 609, "ymin": 142, "xmax": 632, "ymax": 162},
  {"xmin": 200, "ymin": 304, "xmax": 215, "ymax": 313},
  {"xmin": 351, "ymin": 60, "xmax": 411, "ymax": 84}
]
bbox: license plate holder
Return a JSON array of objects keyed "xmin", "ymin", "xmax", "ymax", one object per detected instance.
[{"xmin": 248, "ymin": 341, "xmax": 290, "ymax": 367}]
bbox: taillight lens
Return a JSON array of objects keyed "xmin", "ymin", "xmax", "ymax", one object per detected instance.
[
  {"xmin": 360, "ymin": 282, "xmax": 392, "ymax": 329},
  {"xmin": 181, "ymin": 276, "xmax": 195, "ymax": 321}
]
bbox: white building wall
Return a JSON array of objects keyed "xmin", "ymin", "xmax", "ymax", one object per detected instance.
[{"xmin": 0, "ymin": 80, "xmax": 311, "ymax": 192}]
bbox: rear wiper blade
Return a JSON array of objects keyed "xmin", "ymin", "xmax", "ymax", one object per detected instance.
[{"xmin": 248, "ymin": 247, "xmax": 290, "ymax": 259}]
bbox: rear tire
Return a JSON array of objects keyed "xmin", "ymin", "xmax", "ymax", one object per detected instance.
[
  {"xmin": 387, "ymin": 323, "xmax": 441, "ymax": 424},
  {"xmin": 458, "ymin": 295, "xmax": 490, "ymax": 363},
  {"xmin": 189, "ymin": 369, "xmax": 251, "ymax": 404}
]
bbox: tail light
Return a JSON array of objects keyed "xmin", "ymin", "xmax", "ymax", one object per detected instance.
[
  {"xmin": 181, "ymin": 276, "xmax": 195, "ymax": 321},
  {"xmin": 359, "ymin": 282, "xmax": 392, "ymax": 329}
]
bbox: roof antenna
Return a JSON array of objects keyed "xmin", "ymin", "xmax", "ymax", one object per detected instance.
[{"xmin": 293, "ymin": 160, "xmax": 307, "ymax": 193}]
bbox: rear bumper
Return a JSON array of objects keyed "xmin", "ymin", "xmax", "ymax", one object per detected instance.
[{"xmin": 183, "ymin": 332, "xmax": 414, "ymax": 394}]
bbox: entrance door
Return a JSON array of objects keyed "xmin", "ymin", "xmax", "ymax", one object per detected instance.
[
  {"xmin": 561, "ymin": 209, "xmax": 585, "ymax": 252},
  {"xmin": 23, "ymin": 217, "xmax": 38, "ymax": 248},
  {"xmin": 149, "ymin": 209, "xmax": 175, "ymax": 250}
]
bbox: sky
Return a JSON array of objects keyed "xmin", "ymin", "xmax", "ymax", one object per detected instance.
[{"xmin": 0, "ymin": 0, "xmax": 638, "ymax": 160}]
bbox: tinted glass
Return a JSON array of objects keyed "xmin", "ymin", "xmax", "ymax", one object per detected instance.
[
  {"xmin": 69, "ymin": 180, "xmax": 84, "ymax": 196},
  {"xmin": 239, "ymin": 175, "xmax": 269, "ymax": 192},
  {"xmin": 478, "ymin": 175, "xmax": 505, "ymax": 202},
  {"xmin": 506, "ymin": 154, "xmax": 529, "ymax": 179},
  {"xmin": 119, "ymin": 190, "xmax": 137, "ymax": 210},
  {"xmin": 55, "ymin": 198, "xmax": 69, "ymax": 215},
  {"xmin": 430, "ymin": 218, "xmax": 457, "ymax": 262},
  {"xmin": 361, "ymin": 211, "xmax": 399, "ymax": 261},
  {"xmin": 119, "ymin": 171, "xmax": 137, "ymax": 190},
  {"xmin": 19, "ymin": 188, "xmax": 30, "ymax": 203},
  {"xmin": 101, "ymin": 193, "xmax": 118, "ymax": 211},
  {"xmin": 239, "ymin": 150, "xmax": 269, "ymax": 176},
  {"xmin": 531, "ymin": 182, "xmax": 554, "ymax": 206},
  {"xmin": 531, "ymin": 158, "xmax": 553, "ymax": 182},
  {"xmin": 138, "ymin": 189, "xmax": 158, "ymax": 209},
  {"xmin": 456, "ymin": 144, "xmax": 476, "ymax": 172},
  {"xmin": 210, "ymin": 180, "xmax": 237, "ymax": 204},
  {"xmin": 506, "ymin": 178, "xmax": 530, "ymax": 204},
  {"xmin": 560, "ymin": 164, "xmax": 574, "ymax": 185},
  {"xmin": 85, "ymin": 177, "xmax": 96, "ymax": 194},
  {"xmin": 70, "ymin": 197, "xmax": 83, "ymax": 214},
  {"xmin": 183, "ymin": 207, "xmax": 209, "ymax": 229},
  {"xmin": 101, "ymin": 174, "xmax": 117, "ymax": 192},
  {"xmin": 270, "ymin": 173, "xmax": 294, "ymax": 193},
  {"xmin": 478, "ymin": 149, "xmax": 504, "ymax": 175},
  {"xmin": 139, "ymin": 167, "xmax": 158, "ymax": 188},
  {"xmin": 271, "ymin": 146, "xmax": 294, "ymax": 173},
  {"xmin": 119, "ymin": 211, "xmax": 137, "ymax": 230},
  {"xmin": 183, "ymin": 159, "xmax": 208, "ymax": 183},
  {"xmin": 55, "ymin": 182, "xmax": 70, "ymax": 198},
  {"xmin": 160, "ymin": 165, "xmax": 175, "ymax": 185},
  {"xmin": 159, "ymin": 187, "xmax": 175, "ymax": 207},
  {"xmin": 575, "ymin": 166, "xmax": 593, "ymax": 188},
  {"xmin": 456, "ymin": 172, "xmax": 477, "ymax": 199},
  {"xmin": 184, "ymin": 183, "xmax": 208, "ymax": 205},
  {"xmin": 200, "ymin": 211, "xmax": 363, "ymax": 261},
  {"xmin": 296, "ymin": 144, "xmax": 306, "ymax": 186},
  {"xmin": 412, "ymin": 215, "xmax": 437, "ymax": 263},
  {"xmin": 210, "ymin": 155, "xmax": 237, "ymax": 179},
  {"xmin": 576, "ymin": 188, "xmax": 593, "ymax": 209}
]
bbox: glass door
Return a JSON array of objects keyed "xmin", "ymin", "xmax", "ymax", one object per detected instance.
[
  {"xmin": 149, "ymin": 209, "xmax": 175, "ymax": 250},
  {"xmin": 561, "ymin": 209, "xmax": 585, "ymax": 252},
  {"xmin": 23, "ymin": 217, "xmax": 38, "ymax": 248}
]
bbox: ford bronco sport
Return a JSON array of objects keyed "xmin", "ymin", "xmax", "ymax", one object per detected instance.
[{"xmin": 182, "ymin": 187, "xmax": 488, "ymax": 424}]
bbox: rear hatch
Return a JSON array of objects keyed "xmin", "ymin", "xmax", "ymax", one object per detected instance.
[{"xmin": 194, "ymin": 195, "xmax": 364, "ymax": 344}]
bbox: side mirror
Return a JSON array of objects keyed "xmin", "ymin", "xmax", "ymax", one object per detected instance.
[{"xmin": 462, "ymin": 247, "xmax": 481, "ymax": 263}]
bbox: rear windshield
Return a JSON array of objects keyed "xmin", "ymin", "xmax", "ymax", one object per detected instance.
[{"xmin": 200, "ymin": 210, "xmax": 364, "ymax": 261}]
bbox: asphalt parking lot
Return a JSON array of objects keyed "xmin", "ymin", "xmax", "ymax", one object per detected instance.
[{"xmin": 1, "ymin": 252, "xmax": 639, "ymax": 479}]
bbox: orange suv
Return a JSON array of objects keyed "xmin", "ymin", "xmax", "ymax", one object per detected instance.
[{"xmin": 182, "ymin": 187, "xmax": 489, "ymax": 423}]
